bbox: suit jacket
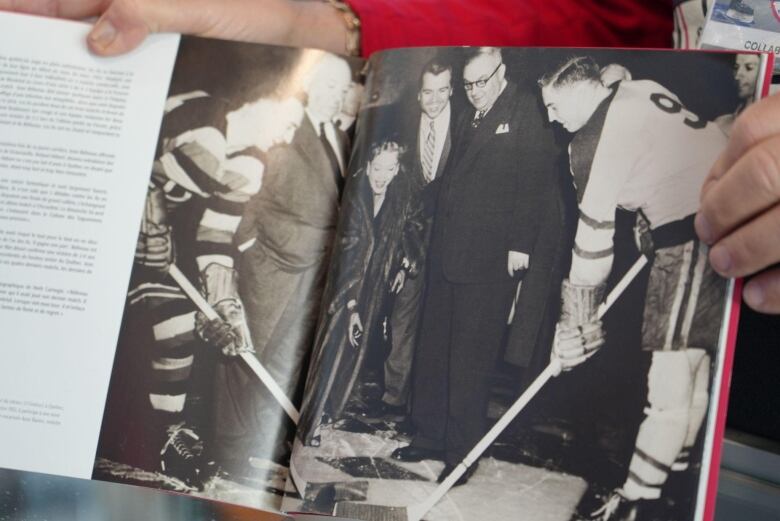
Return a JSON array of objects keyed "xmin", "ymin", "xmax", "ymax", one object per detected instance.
[
  {"xmin": 427, "ymin": 81, "xmax": 571, "ymax": 368},
  {"xmin": 234, "ymin": 114, "xmax": 347, "ymax": 271},
  {"xmin": 399, "ymin": 105, "xmax": 455, "ymax": 274},
  {"xmin": 431, "ymin": 81, "xmax": 559, "ymax": 285},
  {"xmin": 410, "ymin": 108, "xmax": 453, "ymax": 186}
]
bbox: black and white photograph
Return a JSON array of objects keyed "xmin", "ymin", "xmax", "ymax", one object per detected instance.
[
  {"xmin": 91, "ymin": 36, "xmax": 362, "ymax": 510},
  {"xmin": 285, "ymin": 48, "xmax": 759, "ymax": 521}
]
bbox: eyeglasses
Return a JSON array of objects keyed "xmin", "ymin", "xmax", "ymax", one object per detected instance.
[{"xmin": 463, "ymin": 62, "xmax": 502, "ymax": 91}]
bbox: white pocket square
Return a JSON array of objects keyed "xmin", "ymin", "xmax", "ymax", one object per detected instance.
[{"xmin": 495, "ymin": 123, "xmax": 510, "ymax": 134}]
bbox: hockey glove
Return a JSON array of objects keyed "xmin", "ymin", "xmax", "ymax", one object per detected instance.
[
  {"xmin": 135, "ymin": 185, "xmax": 174, "ymax": 273},
  {"xmin": 552, "ymin": 319, "xmax": 606, "ymax": 372},
  {"xmin": 195, "ymin": 263, "xmax": 252, "ymax": 357}
]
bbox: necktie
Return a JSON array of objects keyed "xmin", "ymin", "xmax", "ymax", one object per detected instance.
[
  {"xmin": 422, "ymin": 119, "xmax": 436, "ymax": 182},
  {"xmin": 319, "ymin": 122, "xmax": 344, "ymax": 197},
  {"xmin": 472, "ymin": 110, "xmax": 486, "ymax": 128}
]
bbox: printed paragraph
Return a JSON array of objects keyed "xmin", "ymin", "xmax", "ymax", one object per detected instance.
[
  {"xmin": 0, "ymin": 230, "xmax": 97, "ymax": 274},
  {"xmin": 0, "ymin": 142, "xmax": 116, "ymax": 178},
  {"xmin": 0, "ymin": 177, "xmax": 107, "ymax": 224},
  {"xmin": 0, "ymin": 280, "xmax": 89, "ymax": 317},
  {"xmin": 0, "ymin": 55, "xmax": 133, "ymax": 137},
  {"xmin": 0, "ymin": 397, "xmax": 63, "ymax": 427}
]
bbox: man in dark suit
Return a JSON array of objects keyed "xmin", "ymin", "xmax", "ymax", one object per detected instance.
[
  {"xmin": 213, "ymin": 53, "xmax": 352, "ymax": 475},
  {"xmin": 391, "ymin": 47, "xmax": 564, "ymax": 484},
  {"xmin": 380, "ymin": 58, "xmax": 455, "ymax": 418}
]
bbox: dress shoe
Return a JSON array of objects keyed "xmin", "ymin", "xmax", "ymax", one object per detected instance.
[
  {"xmin": 390, "ymin": 445, "xmax": 443, "ymax": 462},
  {"xmin": 436, "ymin": 462, "xmax": 478, "ymax": 487},
  {"xmin": 378, "ymin": 402, "xmax": 408, "ymax": 422}
]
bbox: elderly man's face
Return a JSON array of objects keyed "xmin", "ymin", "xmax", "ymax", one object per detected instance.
[
  {"xmin": 342, "ymin": 81, "xmax": 364, "ymax": 118},
  {"xmin": 307, "ymin": 64, "xmax": 351, "ymax": 122},
  {"xmin": 463, "ymin": 55, "xmax": 504, "ymax": 112},
  {"xmin": 541, "ymin": 82, "xmax": 594, "ymax": 133},
  {"xmin": 418, "ymin": 70, "xmax": 452, "ymax": 119},
  {"xmin": 367, "ymin": 149, "xmax": 400, "ymax": 196}
]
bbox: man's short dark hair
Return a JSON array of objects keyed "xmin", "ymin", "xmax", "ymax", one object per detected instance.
[
  {"xmin": 538, "ymin": 56, "xmax": 601, "ymax": 89},
  {"xmin": 418, "ymin": 59, "xmax": 453, "ymax": 89}
]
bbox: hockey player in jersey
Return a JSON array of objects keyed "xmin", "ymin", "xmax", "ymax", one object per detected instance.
[
  {"xmin": 96, "ymin": 91, "xmax": 240, "ymax": 490},
  {"xmin": 158, "ymin": 92, "xmax": 306, "ymax": 482},
  {"xmin": 105, "ymin": 90, "xmax": 305, "ymax": 489},
  {"xmin": 538, "ymin": 56, "xmax": 729, "ymax": 520}
]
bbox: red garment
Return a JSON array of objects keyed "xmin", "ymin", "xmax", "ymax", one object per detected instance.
[{"xmin": 347, "ymin": 0, "xmax": 672, "ymax": 57}]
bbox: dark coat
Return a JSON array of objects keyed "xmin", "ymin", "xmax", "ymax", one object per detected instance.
[
  {"xmin": 234, "ymin": 114, "xmax": 348, "ymax": 271},
  {"xmin": 429, "ymin": 81, "xmax": 570, "ymax": 368},
  {"xmin": 505, "ymin": 164, "xmax": 575, "ymax": 369},
  {"xmin": 299, "ymin": 168, "xmax": 421, "ymax": 442}
]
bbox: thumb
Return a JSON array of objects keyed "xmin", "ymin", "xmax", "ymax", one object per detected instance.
[{"xmin": 87, "ymin": 0, "xmax": 200, "ymax": 55}]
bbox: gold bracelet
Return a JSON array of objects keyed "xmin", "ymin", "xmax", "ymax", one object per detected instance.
[{"xmin": 325, "ymin": 0, "xmax": 362, "ymax": 57}]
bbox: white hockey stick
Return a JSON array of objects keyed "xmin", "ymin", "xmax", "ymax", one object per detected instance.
[
  {"xmin": 168, "ymin": 264, "xmax": 300, "ymax": 424},
  {"xmin": 406, "ymin": 254, "xmax": 649, "ymax": 521}
]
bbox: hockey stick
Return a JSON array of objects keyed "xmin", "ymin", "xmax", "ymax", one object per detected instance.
[
  {"xmin": 336, "ymin": 254, "xmax": 649, "ymax": 521},
  {"xmin": 168, "ymin": 264, "xmax": 300, "ymax": 424}
]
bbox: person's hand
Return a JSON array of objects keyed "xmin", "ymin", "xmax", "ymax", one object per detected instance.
[
  {"xmin": 136, "ymin": 185, "xmax": 173, "ymax": 272},
  {"xmin": 0, "ymin": 0, "xmax": 347, "ymax": 56},
  {"xmin": 135, "ymin": 231, "xmax": 173, "ymax": 271},
  {"xmin": 195, "ymin": 315, "xmax": 236, "ymax": 354},
  {"xmin": 390, "ymin": 269, "xmax": 406, "ymax": 294},
  {"xmin": 507, "ymin": 250, "xmax": 529, "ymax": 277},
  {"xmin": 695, "ymin": 94, "xmax": 780, "ymax": 313},
  {"xmin": 195, "ymin": 299, "xmax": 251, "ymax": 356},
  {"xmin": 551, "ymin": 319, "xmax": 605, "ymax": 373},
  {"xmin": 348, "ymin": 311, "xmax": 363, "ymax": 348}
]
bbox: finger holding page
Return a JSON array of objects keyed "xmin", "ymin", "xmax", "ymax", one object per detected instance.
[
  {"xmin": 0, "ymin": 0, "xmax": 104, "ymax": 18},
  {"xmin": 695, "ymin": 94, "xmax": 780, "ymax": 312},
  {"xmin": 701, "ymin": 94, "xmax": 780, "ymax": 195},
  {"xmin": 0, "ymin": 0, "xmax": 350, "ymax": 56},
  {"xmin": 696, "ymin": 133, "xmax": 780, "ymax": 246}
]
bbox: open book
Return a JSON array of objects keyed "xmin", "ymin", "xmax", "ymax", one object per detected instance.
[{"xmin": 0, "ymin": 11, "xmax": 772, "ymax": 521}]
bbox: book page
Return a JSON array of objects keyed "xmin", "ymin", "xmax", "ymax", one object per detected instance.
[
  {"xmin": 89, "ymin": 36, "xmax": 365, "ymax": 513},
  {"xmin": 0, "ymin": 12, "xmax": 179, "ymax": 478},
  {"xmin": 285, "ymin": 47, "xmax": 761, "ymax": 521}
]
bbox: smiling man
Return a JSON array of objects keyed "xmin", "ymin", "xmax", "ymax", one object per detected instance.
[{"xmin": 376, "ymin": 58, "xmax": 455, "ymax": 420}]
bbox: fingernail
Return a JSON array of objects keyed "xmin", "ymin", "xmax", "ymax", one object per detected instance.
[
  {"xmin": 89, "ymin": 18, "xmax": 117, "ymax": 49},
  {"xmin": 710, "ymin": 245, "xmax": 732, "ymax": 274},
  {"xmin": 695, "ymin": 213, "xmax": 713, "ymax": 244},
  {"xmin": 744, "ymin": 282, "xmax": 765, "ymax": 309}
]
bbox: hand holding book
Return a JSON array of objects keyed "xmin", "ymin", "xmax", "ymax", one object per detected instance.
[
  {"xmin": 696, "ymin": 94, "xmax": 780, "ymax": 313},
  {"xmin": 0, "ymin": 0, "xmax": 350, "ymax": 56}
]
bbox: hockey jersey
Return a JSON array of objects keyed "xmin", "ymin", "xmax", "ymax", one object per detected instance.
[{"xmin": 569, "ymin": 79, "xmax": 727, "ymax": 287}]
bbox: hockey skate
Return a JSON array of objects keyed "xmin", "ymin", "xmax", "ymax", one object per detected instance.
[
  {"xmin": 726, "ymin": 0, "xmax": 755, "ymax": 24},
  {"xmin": 586, "ymin": 489, "xmax": 668, "ymax": 521},
  {"xmin": 159, "ymin": 422, "xmax": 206, "ymax": 490}
]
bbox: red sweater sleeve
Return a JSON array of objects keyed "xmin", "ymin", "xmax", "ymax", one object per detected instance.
[{"xmin": 347, "ymin": 0, "xmax": 673, "ymax": 57}]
